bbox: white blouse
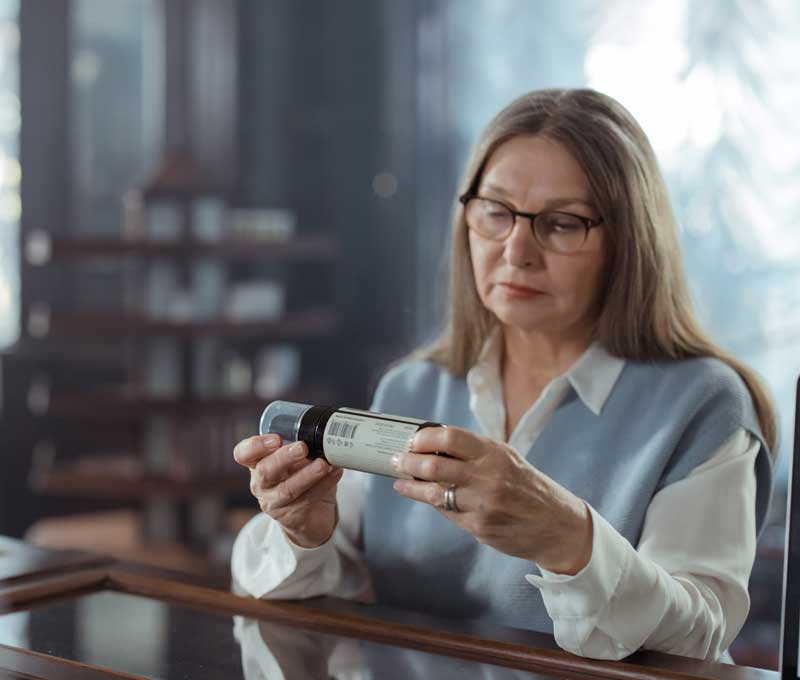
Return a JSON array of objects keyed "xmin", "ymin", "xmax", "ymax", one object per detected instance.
[{"xmin": 231, "ymin": 332, "xmax": 759, "ymax": 663}]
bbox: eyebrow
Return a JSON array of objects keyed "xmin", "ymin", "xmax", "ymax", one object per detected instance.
[{"xmin": 482, "ymin": 183, "xmax": 596, "ymax": 211}]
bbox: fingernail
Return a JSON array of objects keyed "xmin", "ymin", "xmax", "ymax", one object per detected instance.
[
  {"xmin": 289, "ymin": 441, "xmax": 306, "ymax": 457},
  {"xmin": 315, "ymin": 458, "xmax": 329, "ymax": 472},
  {"xmin": 390, "ymin": 454, "xmax": 401, "ymax": 470},
  {"xmin": 263, "ymin": 434, "xmax": 280, "ymax": 448},
  {"xmin": 406, "ymin": 436, "xmax": 415, "ymax": 451}
]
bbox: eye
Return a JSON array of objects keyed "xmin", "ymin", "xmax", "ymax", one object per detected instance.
[
  {"xmin": 476, "ymin": 199, "xmax": 510, "ymax": 219},
  {"xmin": 544, "ymin": 213, "xmax": 585, "ymax": 232}
]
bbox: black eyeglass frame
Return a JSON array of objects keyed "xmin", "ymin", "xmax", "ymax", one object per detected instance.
[{"xmin": 458, "ymin": 192, "xmax": 604, "ymax": 253}]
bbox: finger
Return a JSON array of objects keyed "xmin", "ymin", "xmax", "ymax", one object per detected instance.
[
  {"xmin": 290, "ymin": 466, "xmax": 344, "ymax": 505},
  {"xmin": 253, "ymin": 441, "xmax": 310, "ymax": 489},
  {"xmin": 392, "ymin": 478, "xmax": 473, "ymax": 513},
  {"xmin": 287, "ymin": 457, "xmax": 313, "ymax": 476},
  {"xmin": 408, "ymin": 425, "xmax": 484, "ymax": 461},
  {"xmin": 233, "ymin": 434, "xmax": 282, "ymax": 469},
  {"xmin": 263, "ymin": 457, "xmax": 336, "ymax": 510},
  {"xmin": 395, "ymin": 451, "xmax": 466, "ymax": 484},
  {"xmin": 268, "ymin": 457, "xmax": 312, "ymax": 488}
]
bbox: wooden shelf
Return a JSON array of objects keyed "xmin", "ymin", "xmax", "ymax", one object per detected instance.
[
  {"xmin": 39, "ymin": 234, "xmax": 339, "ymax": 261},
  {"xmin": 29, "ymin": 454, "xmax": 249, "ymax": 500},
  {"xmin": 44, "ymin": 384, "xmax": 338, "ymax": 420},
  {"xmin": 43, "ymin": 309, "xmax": 338, "ymax": 339}
]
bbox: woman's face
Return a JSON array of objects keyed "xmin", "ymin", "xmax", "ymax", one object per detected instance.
[{"xmin": 468, "ymin": 134, "xmax": 608, "ymax": 342}]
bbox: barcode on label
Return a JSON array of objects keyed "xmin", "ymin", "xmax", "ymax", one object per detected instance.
[{"xmin": 330, "ymin": 421, "xmax": 359, "ymax": 439}]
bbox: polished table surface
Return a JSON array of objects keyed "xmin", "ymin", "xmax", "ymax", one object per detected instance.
[
  {"xmin": 0, "ymin": 536, "xmax": 782, "ymax": 680},
  {"xmin": 1, "ymin": 589, "xmax": 562, "ymax": 679}
]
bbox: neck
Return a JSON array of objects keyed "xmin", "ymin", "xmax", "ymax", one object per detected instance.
[{"xmin": 501, "ymin": 325, "xmax": 594, "ymax": 385}]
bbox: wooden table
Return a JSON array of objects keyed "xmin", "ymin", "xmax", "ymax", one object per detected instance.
[{"xmin": 0, "ymin": 536, "xmax": 780, "ymax": 679}]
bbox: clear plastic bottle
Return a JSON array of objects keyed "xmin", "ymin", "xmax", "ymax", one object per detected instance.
[{"xmin": 259, "ymin": 400, "xmax": 445, "ymax": 478}]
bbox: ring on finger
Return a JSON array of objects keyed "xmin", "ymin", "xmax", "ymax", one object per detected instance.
[{"xmin": 443, "ymin": 484, "xmax": 461, "ymax": 513}]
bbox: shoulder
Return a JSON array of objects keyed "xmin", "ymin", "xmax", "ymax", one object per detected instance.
[
  {"xmin": 624, "ymin": 355, "xmax": 752, "ymax": 413},
  {"xmin": 619, "ymin": 355, "xmax": 765, "ymax": 459},
  {"xmin": 369, "ymin": 359, "xmax": 454, "ymax": 414},
  {"xmin": 611, "ymin": 355, "xmax": 762, "ymax": 451}
]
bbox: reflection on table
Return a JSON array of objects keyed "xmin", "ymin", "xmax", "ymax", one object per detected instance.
[
  {"xmin": 235, "ymin": 614, "xmax": 557, "ymax": 680},
  {"xmin": 0, "ymin": 590, "xmax": 559, "ymax": 679}
]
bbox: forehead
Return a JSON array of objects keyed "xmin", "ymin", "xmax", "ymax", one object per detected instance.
[{"xmin": 478, "ymin": 135, "xmax": 592, "ymax": 203}]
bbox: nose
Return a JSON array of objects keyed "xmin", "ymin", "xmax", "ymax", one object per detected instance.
[{"xmin": 503, "ymin": 215, "xmax": 544, "ymax": 269}]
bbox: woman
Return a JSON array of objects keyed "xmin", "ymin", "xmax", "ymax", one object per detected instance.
[{"xmin": 231, "ymin": 88, "xmax": 775, "ymax": 661}]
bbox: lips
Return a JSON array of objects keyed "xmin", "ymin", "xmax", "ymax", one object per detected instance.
[{"xmin": 499, "ymin": 282, "xmax": 544, "ymax": 294}]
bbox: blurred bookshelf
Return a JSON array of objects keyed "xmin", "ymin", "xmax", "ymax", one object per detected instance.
[
  {"xmin": 38, "ymin": 233, "xmax": 338, "ymax": 260},
  {"xmin": 43, "ymin": 310, "xmax": 338, "ymax": 339},
  {"xmin": 18, "ymin": 154, "xmax": 346, "ymax": 581},
  {"xmin": 0, "ymin": 0, "xmax": 419, "ymax": 598}
]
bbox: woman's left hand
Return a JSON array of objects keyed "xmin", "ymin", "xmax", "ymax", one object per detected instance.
[{"xmin": 392, "ymin": 425, "xmax": 593, "ymax": 575}]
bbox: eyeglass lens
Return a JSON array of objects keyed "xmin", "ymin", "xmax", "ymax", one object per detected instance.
[{"xmin": 465, "ymin": 198, "xmax": 588, "ymax": 253}]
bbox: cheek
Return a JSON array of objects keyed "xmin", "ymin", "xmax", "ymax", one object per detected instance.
[
  {"xmin": 573, "ymin": 259, "xmax": 607, "ymax": 310},
  {"xmin": 468, "ymin": 233, "xmax": 491, "ymax": 292},
  {"xmin": 547, "ymin": 253, "xmax": 606, "ymax": 308}
]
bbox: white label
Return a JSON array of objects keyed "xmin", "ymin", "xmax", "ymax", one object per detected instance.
[{"xmin": 322, "ymin": 409, "xmax": 430, "ymax": 478}]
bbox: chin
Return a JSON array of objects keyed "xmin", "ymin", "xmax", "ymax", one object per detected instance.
[{"xmin": 492, "ymin": 308, "xmax": 555, "ymax": 333}]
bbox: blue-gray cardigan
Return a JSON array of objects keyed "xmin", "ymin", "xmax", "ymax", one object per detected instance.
[{"xmin": 363, "ymin": 356, "xmax": 772, "ymax": 633}]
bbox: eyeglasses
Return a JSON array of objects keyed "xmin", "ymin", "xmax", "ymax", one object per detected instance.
[{"xmin": 459, "ymin": 193, "xmax": 604, "ymax": 254}]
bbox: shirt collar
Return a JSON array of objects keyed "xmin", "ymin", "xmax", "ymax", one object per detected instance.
[
  {"xmin": 565, "ymin": 341, "xmax": 626, "ymax": 415},
  {"xmin": 466, "ymin": 327, "xmax": 625, "ymax": 416}
]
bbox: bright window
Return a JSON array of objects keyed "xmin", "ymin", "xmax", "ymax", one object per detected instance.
[{"xmin": 0, "ymin": 0, "xmax": 19, "ymax": 349}]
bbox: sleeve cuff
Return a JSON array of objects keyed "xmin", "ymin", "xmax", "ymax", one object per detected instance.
[
  {"xmin": 280, "ymin": 522, "xmax": 338, "ymax": 566},
  {"xmin": 525, "ymin": 503, "xmax": 632, "ymax": 619},
  {"xmin": 232, "ymin": 513, "xmax": 337, "ymax": 599}
]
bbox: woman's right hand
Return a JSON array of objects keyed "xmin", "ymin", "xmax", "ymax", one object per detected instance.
[{"xmin": 233, "ymin": 435, "xmax": 344, "ymax": 548}]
